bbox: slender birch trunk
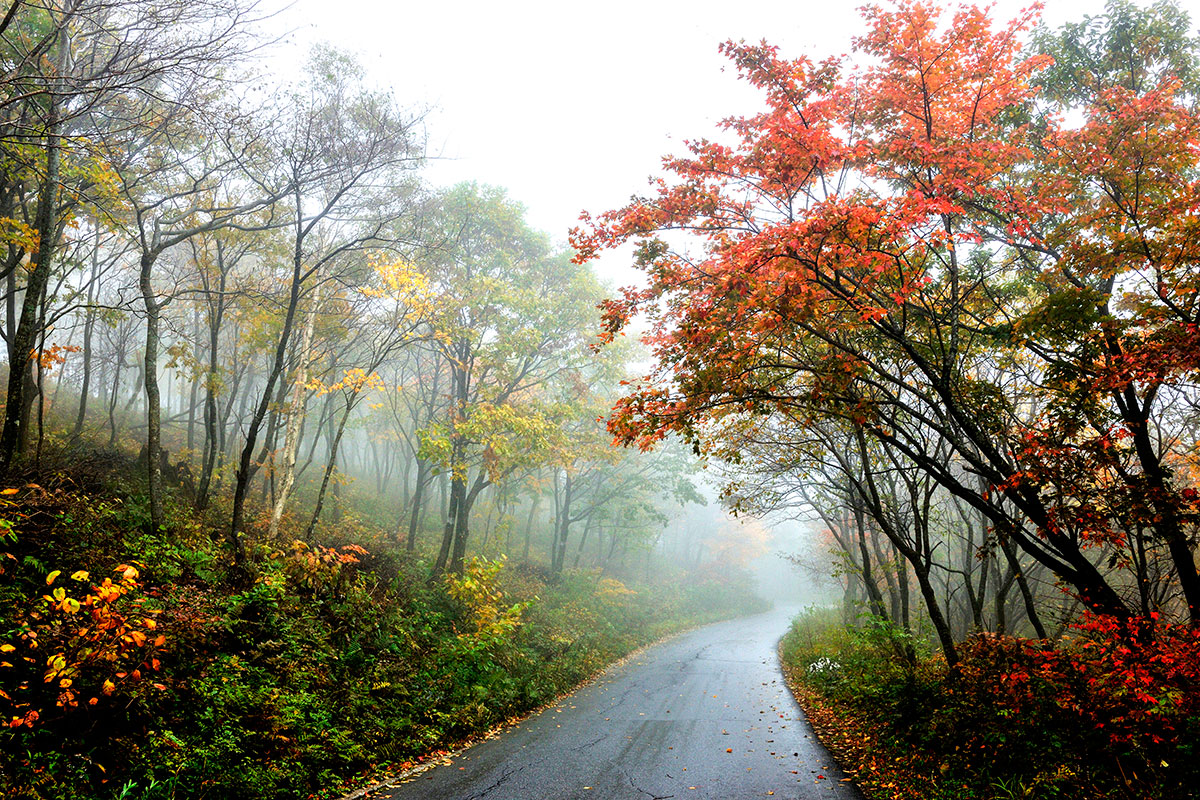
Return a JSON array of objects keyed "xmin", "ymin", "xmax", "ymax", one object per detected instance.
[{"xmin": 268, "ymin": 279, "xmax": 321, "ymax": 539}]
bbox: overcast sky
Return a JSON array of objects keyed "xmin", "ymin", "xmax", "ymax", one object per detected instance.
[{"xmin": 268, "ymin": 0, "xmax": 1104, "ymax": 285}]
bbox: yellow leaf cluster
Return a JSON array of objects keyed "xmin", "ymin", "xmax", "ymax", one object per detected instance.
[{"xmin": 3, "ymin": 563, "xmax": 165, "ymax": 727}]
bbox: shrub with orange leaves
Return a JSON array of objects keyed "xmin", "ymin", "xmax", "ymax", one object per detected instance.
[
  {"xmin": 275, "ymin": 539, "xmax": 370, "ymax": 597},
  {"xmin": 0, "ymin": 564, "xmax": 166, "ymax": 729}
]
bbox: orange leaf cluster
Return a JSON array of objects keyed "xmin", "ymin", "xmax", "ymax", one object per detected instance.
[{"xmin": 2, "ymin": 564, "xmax": 165, "ymax": 728}]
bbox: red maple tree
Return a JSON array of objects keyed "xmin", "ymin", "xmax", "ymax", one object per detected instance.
[{"xmin": 574, "ymin": 1, "xmax": 1200, "ymax": 623}]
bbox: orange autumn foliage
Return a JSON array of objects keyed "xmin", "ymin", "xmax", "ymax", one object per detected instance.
[
  {"xmin": 1, "ymin": 565, "xmax": 165, "ymax": 728},
  {"xmin": 574, "ymin": 0, "xmax": 1200, "ymax": 624}
]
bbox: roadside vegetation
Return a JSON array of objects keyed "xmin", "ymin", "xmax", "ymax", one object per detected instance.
[
  {"xmin": 780, "ymin": 608, "xmax": 1199, "ymax": 800},
  {"xmin": 0, "ymin": 443, "xmax": 764, "ymax": 800}
]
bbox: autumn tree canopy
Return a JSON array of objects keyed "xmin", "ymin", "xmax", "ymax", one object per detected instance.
[{"xmin": 575, "ymin": 0, "xmax": 1200, "ymax": 625}]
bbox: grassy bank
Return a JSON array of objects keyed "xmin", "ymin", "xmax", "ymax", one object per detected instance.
[
  {"xmin": 779, "ymin": 608, "xmax": 1200, "ymax": 800},
  {"xmin": 0, "ymin": 449, "xmax": 766, "ymax": 799}
]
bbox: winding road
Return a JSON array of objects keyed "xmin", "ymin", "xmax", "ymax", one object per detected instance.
[{"xmin": 365, "ymin": 608, "xmax": 864, "ymax": 800}]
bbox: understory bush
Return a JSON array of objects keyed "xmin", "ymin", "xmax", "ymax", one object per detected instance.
[{"xmin": 780, "ymin": 609, "xmax": 1200, "ymax": 800}]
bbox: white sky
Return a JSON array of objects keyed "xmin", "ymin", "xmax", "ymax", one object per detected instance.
[{"xmin": 268, "ymin": 0, "xmax": 1108, "ymax": 285}]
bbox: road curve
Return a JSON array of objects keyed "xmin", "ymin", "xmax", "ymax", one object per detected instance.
[{"xmin": 372, "ymin": 608, "xmax": 864, "ymax": 800}]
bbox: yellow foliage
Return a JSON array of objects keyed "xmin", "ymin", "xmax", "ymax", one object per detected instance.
[
  {"xmin": 4, "ymin": 563, "xmax": 165, "ymax": 727},
  {"xmin": 359, "ymin": 252, "xmax": 444, "ymax": 326},
  {"xmin": 445, "ymin": 556, "xmax": 528, "ymax": 637},
  {"xmin": 0, "ymin": 217, "xmax": 38, "ymax": 252},
  {"xmin": 306, "ymin": 368, "xmax": 386, "ymax": 397},
  {"xmin": 596, "ymin": 577, "xmax": 636, "ymax": 598},
  {"xmin": 362, "ymin": 254, "xmax": 430, "ymax": 299}
]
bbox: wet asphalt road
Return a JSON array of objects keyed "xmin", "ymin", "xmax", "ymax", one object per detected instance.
[{"xmin": 371, "ymin": 608, "xmax": 864, "ymax": 800}]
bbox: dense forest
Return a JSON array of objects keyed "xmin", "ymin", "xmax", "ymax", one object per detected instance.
[{"xmin": 3, "ymin": 0, "xmax": 1200, "ymax": 799}]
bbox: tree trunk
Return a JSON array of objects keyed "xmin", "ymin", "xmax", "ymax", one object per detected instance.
[
  {"xmin": 434, "ymin": 467, "xmax": 462, "ymax": 575},
  {"xmin": 551, "ymin": 470, "xmax": 573, "ymax": 576},
  {"xmin": 1000, "ymin": 534, "xmax": 1046, "ymax": 638},
  {"xmin": 403, "ymin": 458, "xmax": 430, "ymax": 551},
  {"xmin": 449, "ymin": 470, "xmax": 488, "ymax": 573},
  {"xmin": 0, "ymin": 106, "xmax": 60, "ymax": 474},
  {"xmin": 72, "ymin": 230, "xmax": 99, "ymax": 439},
  {"xmin": 572, "ymin": 512, "xmax": 595, "ymax": 569},
  {"xmin": 187, "ymin": 304, "xmax": 200, "ymax": 457},
  {"xmin": 522, "ymin": 493, "xmax": 539, "ymax": 563},
  {"xmin": 256, "ymin": 374, "xmax": 291, "ymax": 505},
  {"xmin": 34, "ymin": 284, "xmax": 48, "ymax": 467},
  {"xmin": 303, "ymin": 398, "xmax": 353, "ymax": 541},
  {"xmin": 106, "ymin": 348, "xmax": 123, "ymax": 447},
  {"xmin": 913, "ymin": 561, "xmax": 958, "ymax": 668},
  {"xmin": 229, "ymin": 190, "xmax": 308, "ymax": 564},
  {"xmin": 855, "ymin": 507, "xmax": 890, "ymax": 623},
  {"xmin": 139, "ymin": 250, "xmax": 165, "ymax": 532},
  {"xmin": 268, "ymin": 281, "xmax": 320, "ymax": 539}
]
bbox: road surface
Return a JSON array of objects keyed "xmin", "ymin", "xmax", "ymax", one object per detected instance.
[{"xmin": 371, "ymin": 608, "xmax": 864, "ymax": 800}]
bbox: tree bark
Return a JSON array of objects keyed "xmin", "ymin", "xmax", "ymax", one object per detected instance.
[
  {"xmin": 268, "ymin": 279, "xmax": 320, "ymax": 539},
  {"xmin": 521, "ymin": 493, "xmax": 539, "ymax": 563},
  {"xmin": 0, "ymin": 104, "xmax": 60, "ymax": 474},
  {"xmin": 229, "ymin": 189, "xmax": 308, "ymax": 564},
  {"xmin": 403, "ymin": 458, "xmax": 430, "ymax": 551},
  {"xmin": 139, "ymin": 249, "xmax": 165, "ymax": 531},
  {"xmin": 1000, "ymin": 534, "xmax": 1047, "ymax": 638},
  {"xmin": 72, "ymin": 228, "xmax": 100, "ymax": 438},
  {"xmin": 303, "ymin": 398, "xmax": 353, "ymax": 541},
  {"xmin": 551, "ymin": 470, "xmax": 573, "ymax": 576},
  {"xmin": 572, "ymin": 512, "xmax": 595, "ymax": 569},
  {"xmin": 449, "ymin": 470, "xmax": 488, "ymax": 573},
  {"xmin": 434, "ymin": 467, "xmax": 462, "ymax": 575}
]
